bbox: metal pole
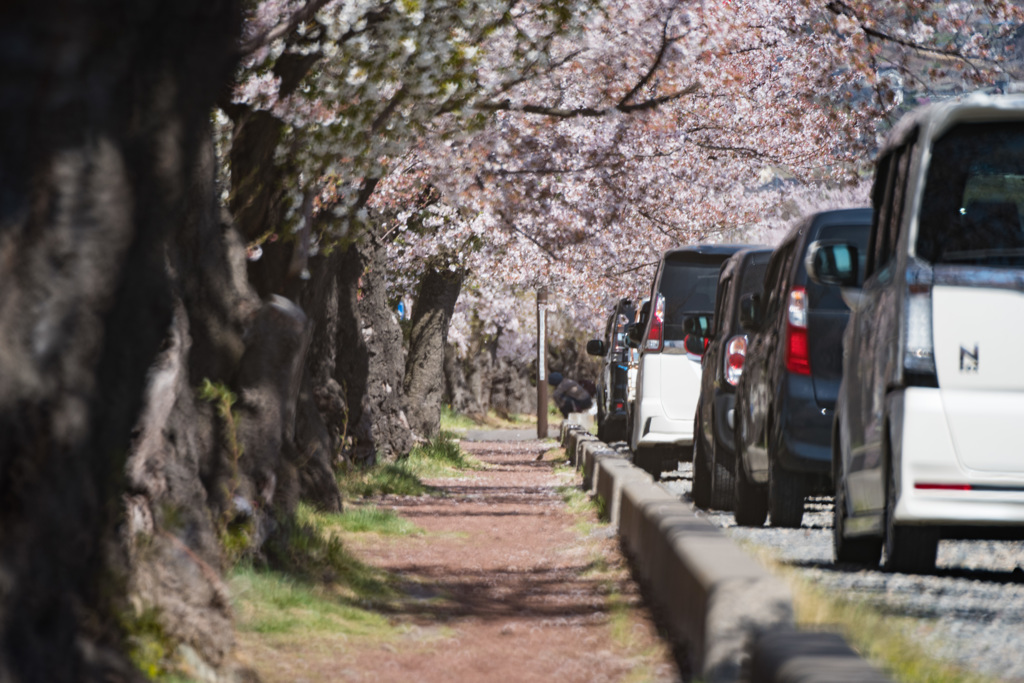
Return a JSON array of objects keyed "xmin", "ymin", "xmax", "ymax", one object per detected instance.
[{"xmin": 537, "ymin": 287, "xmax": 548, "ymax": 439}]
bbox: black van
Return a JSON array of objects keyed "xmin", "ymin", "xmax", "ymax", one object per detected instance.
[
  {"xmin": 691, "ymin": 247, "xmax": 773, "ymax": 511},
  {"xmin": 586, "ymin": 298, "xmax": 636, "ymax": 442},
  {"xmin": 733, "ymin": 208, "xmax": 872, "ymax": 527}
]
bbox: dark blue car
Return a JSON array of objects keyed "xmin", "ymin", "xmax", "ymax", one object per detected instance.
[{"xmin": 733, "ymin": 208, "xmax": 872, "ymax": 527}]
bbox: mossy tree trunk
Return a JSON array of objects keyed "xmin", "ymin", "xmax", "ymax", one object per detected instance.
[
  {"xmin": 404, "ymin": 266, "xmax": 466, "ymax": 438},
  {"xmin": 0, "ymin": 0, "xmax": 240, "ymax": 678}
]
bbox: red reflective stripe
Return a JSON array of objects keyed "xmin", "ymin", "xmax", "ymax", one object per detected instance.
[{"xmin": 914, "ymin": 483, "xmax": 972, "ymax": 491}]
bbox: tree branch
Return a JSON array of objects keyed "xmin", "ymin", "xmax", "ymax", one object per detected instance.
[
  {"xmin": 825, "ymin": 0, "xmax": 998, "ymax": 64},
  {"xmin": 603, "ymin": 259, "xmax": 660, "ymax": 279},
  {"xmin": 477, "ymin": 82, "xmax": 698, "ymax": 119},
  {"xmin": 618, "ymin": 8, "xmax": 677, "ymax": 107},
  {"xmin": 239, "ymin": 0, "xmax": 334, "ymax": 58}
]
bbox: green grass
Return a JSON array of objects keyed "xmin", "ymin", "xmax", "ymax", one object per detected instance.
[
  {"xmin": 230, "ymin": 567, "xmax": 393, "ymax": 637},
  {"xmin": 440, "ymin": 404, "xmax": 542, "ymax": 432},
  {"xmin": 258, "ymin": 506, "xmax": 394, "ymax": 596},
  {"xmin": 440, "ymin": 404, "xmax": 480, "ymax": 431},
  {"xmin": 792, "ymin": 577, "xmax": 997, "ymax": 683},
  {"xmin": 738, "ymin": 542, "xmax": 998, "ymax": 683},
  {"xmin": 557, "ymin": 484, "xmax": 602, "ymax": 537},
  {"xmin": 332, "ymin": 505, "xmax": 420, "ymax": 535},
  {"xmin": 339, "ymin": 431, "xmax": 483, "ymax": 499}
]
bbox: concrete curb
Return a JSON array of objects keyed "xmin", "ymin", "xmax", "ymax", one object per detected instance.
[
  {"xmin": 571, "ymin": 432, "xmax": 598, "ymax": 468},
  {"xmin": 750, "ymin": 630, "xmax": 892, "ymax": 683},
  {"xmin": 567, "ymin": 423, "xmax": 891, "ymax": 683},
  {"xmin": 592, "ymin": 454, "xmax": 647, "ymax": 526},
  {"xmin": 616, "ymin": 478, "xmax": 795, "ymax": 681}
]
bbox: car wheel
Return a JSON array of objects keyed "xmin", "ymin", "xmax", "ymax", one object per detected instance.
[
  {"xmin": 733, "ymin": 453, "xmax": 767, "ymax": 527},
  {"xmin": 692, "ymin": 433, "xmax": 712, "ymax": 509},
  {"xmin": 833, "ymin": 455, "xmax": 882, "ymax": 565},
  {"xmin": 883, "ymin": 455, "xmax": 938, "ymax": 574},
  {"xmin": 633, "ymin": 447, "xmax": 662, "ymax": 481},
  {"xmin": 709, "ymin": 422, "xmax": 735, "ymax": 512},
  {"xmin": 597, "ymin": 420, "xmax": 607, "ymax": 443},
  {"xmin": 768, "ymin": 456, "xmax": 804, "ymax": 529}
]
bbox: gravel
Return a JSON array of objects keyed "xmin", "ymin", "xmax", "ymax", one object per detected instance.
[{"xmin": 655, "ymin": 460, "xmax": 1024, "ymax": 682}]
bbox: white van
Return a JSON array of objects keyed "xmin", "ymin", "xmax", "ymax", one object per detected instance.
[
  {"xmin": 809, "ymin": 92, "xmax": 1024, "ymax": 573},
  {"xmin": 628, "ymin": 245, "xmax": 743, "ymax": 478}
]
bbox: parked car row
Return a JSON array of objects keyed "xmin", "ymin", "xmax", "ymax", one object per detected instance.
[{"xmin": 589, "ymin": 92, "xmax": 1024, "ymax": 573}]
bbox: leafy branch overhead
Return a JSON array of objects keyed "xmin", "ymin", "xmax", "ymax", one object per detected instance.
[{"xmin": 222, "ymin": 0, "xmax": 1024, "ymax": 351}]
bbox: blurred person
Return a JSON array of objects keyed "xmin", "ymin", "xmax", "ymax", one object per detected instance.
[{"xmin": 548, "ymin": 371, "xmax": 593, "ymax": 418}]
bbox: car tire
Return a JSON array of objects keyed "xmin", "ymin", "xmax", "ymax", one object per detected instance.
[
  {"xmin": 608, "ymin": 420, "xmax": 626, "ymax": 444},
  {"xmin": 597, "ymin": 420, "xmax": 607, "ymax": 443},
  {"xmin": 883, "ymin": 455, "xmax": 938, "ymax": 574},
  {"xmin": 692, "ymin": 433, "xmax": 712, "ymax": 509},
  {"xmin": 768, "ymin": 456, "xmax": 804, "ymax": 529},
  {"xmin": 633, "ymin": 447, "xmax": 662, "ymax": 481},
  {"xmin": 709, "ymin": 422, "xmax": 735, "ymax": 512},
  {"xmin": 833, "ymin": 455, "xmax": 882, "ymax": 565},
  {"xmin": 733, "ymin": 455, "xmax": 768, "ymax": 527}
]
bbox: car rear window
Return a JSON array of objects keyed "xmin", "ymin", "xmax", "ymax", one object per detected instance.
[
  {"xmin": 917, "ymin": 121, "xmax": 1024, "ymax": 267},
  {"xmin": 739, "ymin": 254, "xmax": 771, "ymax": 296},
  {"xmin": 805, "ymin": 224, "xmax": 869, "ymax": 309},
  {"xmin": 659, "ymin": 258, "xmax": 725, "ymax": 341}
]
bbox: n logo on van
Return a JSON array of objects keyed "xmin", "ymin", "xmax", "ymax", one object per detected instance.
[{"xmin": 959, "ymin": 344, "xmax": 979, "ymax": 373}]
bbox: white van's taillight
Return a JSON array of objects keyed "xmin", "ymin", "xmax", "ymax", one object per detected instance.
[
  {"xmin": 784, "ymin": 286, "xmax": 810, "ymax": 375},
  {"xmin": 646, "ymin": 293, "xmax": 665, "ymax": 352},
  {"xmin": 904, "ymin": 283, "xmax": 936, "ymax": 379},
  {"xmin": 725, "ymin": 335, "xmax": 747, "ymax": 386}
]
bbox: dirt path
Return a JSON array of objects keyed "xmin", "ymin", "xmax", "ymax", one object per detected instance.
[{"xmin": 242, "ymin": 437, "xmax": 681, "ymax": 682}]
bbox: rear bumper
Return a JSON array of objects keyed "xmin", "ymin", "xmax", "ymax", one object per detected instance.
[
  {"xmin": 776, "ymin": 375, "xmax": 833, "ymax": 474},
  {"xmin": 631, "ymin": 353, "xmax": 701, "ymax": 449},
  {"xmin": 890, "ymin": 387, "xmax": 1024, "ymax": 528},
  {"xmin": 635, "ymin": 413, "xmax": 694, "ymax": 447}
]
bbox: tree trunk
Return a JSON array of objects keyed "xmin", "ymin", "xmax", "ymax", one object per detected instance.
[
  {"xmin": 443, "ymin": 343, "xmax": 483, "ymax": 416},
  {"xmin": 0, "ymin": 1, "xmax": 240, "ymax": 679},
  {"xmin": 405, "ymin": 266, "xmax": 466, "ymax": 438}
]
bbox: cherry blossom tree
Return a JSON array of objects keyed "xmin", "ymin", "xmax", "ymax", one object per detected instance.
[{"xmin": 368, "ymin": 0, "xmax": 1023, "ymax": 419}]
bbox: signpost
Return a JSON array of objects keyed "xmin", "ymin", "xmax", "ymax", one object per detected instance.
[{"xmin": 537, "ymin": 287, "xmax": 548, "ymax": 439}]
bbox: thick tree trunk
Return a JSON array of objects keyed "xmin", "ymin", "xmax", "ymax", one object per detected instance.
[
  {"xmin": 0, "ymin": 1, "xmax": 240, "ymax": 680},
  {"xmin": 342, "ymin": 239, "xmax": 416, "ymax": 463},
  {"xmin": 359, "ymin": 239, "xmax": 416, "ymax": 460},
  {"xmin": 404, "ymin": 267, "xmax": 466, "ymax": 437},
  {"xmin": 489, "ymin": 357, "xmax": 539, "ymax": 418},
  {"xmin": 443, "ymin": 343, "xmax": 483, "ymax": 416},
  {"xmin": 120, "ymin": 133, "xmax": 259, "ymax": 679}
]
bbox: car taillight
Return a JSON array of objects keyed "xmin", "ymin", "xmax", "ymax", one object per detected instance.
[
  {"xmin": 784, "ymin": 286, "xmax": 810, "ymax": 375},
  {"xmin": 904, "ymin": 283, "xmax": 936, "ymax": 380},
  {"xmin": 646, "ymin": 293, "xmax": 665, "ymax": 352},
  {"xmin": 725, "ymin": 335, "xmax": 747, "ymax": 386}
]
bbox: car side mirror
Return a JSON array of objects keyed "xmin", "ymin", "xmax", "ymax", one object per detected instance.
[
  {"xmin": 625, "ymin": 323, "xmax": 642, "ymax": 348},
  {"xmin": 806, "ymin": 241, "xmax": 861, "ymax": 288},
  {"xmin": 586, "ymin": 339, "xmax": 605, "ymax": 356},
  {"xmin": 739, "ymin": 293, "xmax": 762, "ymax": 331},
  {"xmin": 683, "ymin": 314, "xmax": 714, "ymax": 340},
  {"xmin": 683, "ymin": 334, "xmax": 707, "ymax": 356}
]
